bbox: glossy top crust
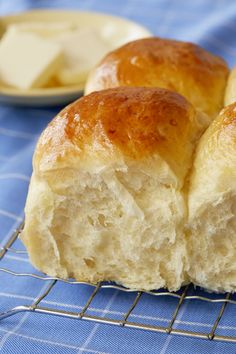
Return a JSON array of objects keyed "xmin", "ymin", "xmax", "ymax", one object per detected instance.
[
  {"xmin": 85, "ymin": 37, "xmax": 229, "ymax": 118},
  {"xmin": 34, "ymin": 87, "xmax": 201, "ymax": 175},
  {"xmin": 208, "ymin": 103, "xmax": 236, "ymax": 147},
  {"xmin": 190, "ymin": 102, "xmax": 236, "ymax": 178},
  {"xmin": 219, "ymin": 103, "xmax": 236, "ymax": 129}
]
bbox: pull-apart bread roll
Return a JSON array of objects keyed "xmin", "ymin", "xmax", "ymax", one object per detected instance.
[
  {"xmin": 85, "ymin": 37, "xmax": 229, "ymax": 120},
  {"xmin": 188, "ymin": 103, "xmax": 236, "ymax": 292},
  {"xmin": 224, "ymin": 66, "xmax": 236, "ymax": 106},
  {"xmin": 21, "ymin": 87, "xmax": 207, "ymax": 291}
]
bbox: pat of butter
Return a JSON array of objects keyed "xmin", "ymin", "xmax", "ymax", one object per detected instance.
[
  {"xmin": 0, "ymin": 30, "xmax": 63, "ymax": 89},
  {"xmin": 7, "ymin": 22, "xmax": 75, "ymax": 38},
  {"xmin": 54, "ymin": 28, "xmax": 110, "ymax": 85}
]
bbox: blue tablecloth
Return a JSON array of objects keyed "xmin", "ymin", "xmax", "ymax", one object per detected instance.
[{"xmin": 1, "ymin": 1, "xmax": 236, "ymax": 353}]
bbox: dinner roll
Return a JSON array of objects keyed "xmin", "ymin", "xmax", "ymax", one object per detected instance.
[
  {"xmin": 188, "ymin": 103, "xmax": 236, "ymax": 292},
  {"xmin": 21, "ymin": 87, "xmax": 207, "ymax": 291},
  {"xmin": 224, "ymin": 66, "xmax": 236, "ymax": 106},
  {"xmin": 85, "ymin": 37, "xmax": 228, "ymax": 120}
]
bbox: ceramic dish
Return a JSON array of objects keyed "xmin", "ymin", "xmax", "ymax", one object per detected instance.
[{"xmin": 0, "ymin": 9, "xmax": 152, "ymax": 106}]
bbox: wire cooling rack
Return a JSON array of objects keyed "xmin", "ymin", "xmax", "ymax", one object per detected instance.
[{"xmin": 1, "ymin": 221, "xmax": 236, "ymax": 343}]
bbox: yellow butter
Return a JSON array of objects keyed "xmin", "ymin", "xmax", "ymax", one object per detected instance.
[
  {"xmin": 7, "ymin": 22, "xmax": 75, "ymax": 38},
  {"xmin": 0, "ymin": 30, "xmax": 63, "ymax": 89},
  {"xmin": 54, "ymin": 28, "xmax": 110, "ymax": 85}
]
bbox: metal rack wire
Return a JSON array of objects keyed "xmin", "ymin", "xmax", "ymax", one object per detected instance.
[{"xmin": 1, "ymin": 221, "xmax": 236, "ymax": 343}]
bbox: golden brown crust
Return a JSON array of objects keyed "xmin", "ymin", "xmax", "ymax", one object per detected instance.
[
  {"xmin": 219, "ymin": 102, "xmax": 236, "ymax": 128},
  {"xmin": 209, "ymin": 103, "xmax": 236, "ymax": 148},
  {"xmin": 85, "ymin": 37, "xmax": 229, "ymax": 118},
  {"xmin": 198, "ymin": 102, "xmax": 236, "ymax": 148},
  {"xmin": 188, "ymin": 103, "xmax": 236, "ymax": 197},
  {"xmin": 34, "ymin": 87, "xmax": 202, "ymax": 176},
  {"xmin": 224, "ymin": 66, "xmax": 236, "ymax": 106}
]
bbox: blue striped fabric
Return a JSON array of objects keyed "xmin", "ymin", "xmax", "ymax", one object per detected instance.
[{"xmin": 1, "ymin": 1, "xmax": 236, "ymax": 353}]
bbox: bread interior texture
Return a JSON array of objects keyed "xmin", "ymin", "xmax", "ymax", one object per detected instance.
[
  {"xmin": 23, "ymin": 159, "xmax": 187, "ymax": 291},
  {"xmin": 188, "ymin": 193, "xmax": 236, "ymax": 292}
]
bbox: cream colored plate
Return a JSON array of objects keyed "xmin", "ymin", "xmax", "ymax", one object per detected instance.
[{"xmin": 0, "ymin": 9, "xmax": 152, "ymax": 106}]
